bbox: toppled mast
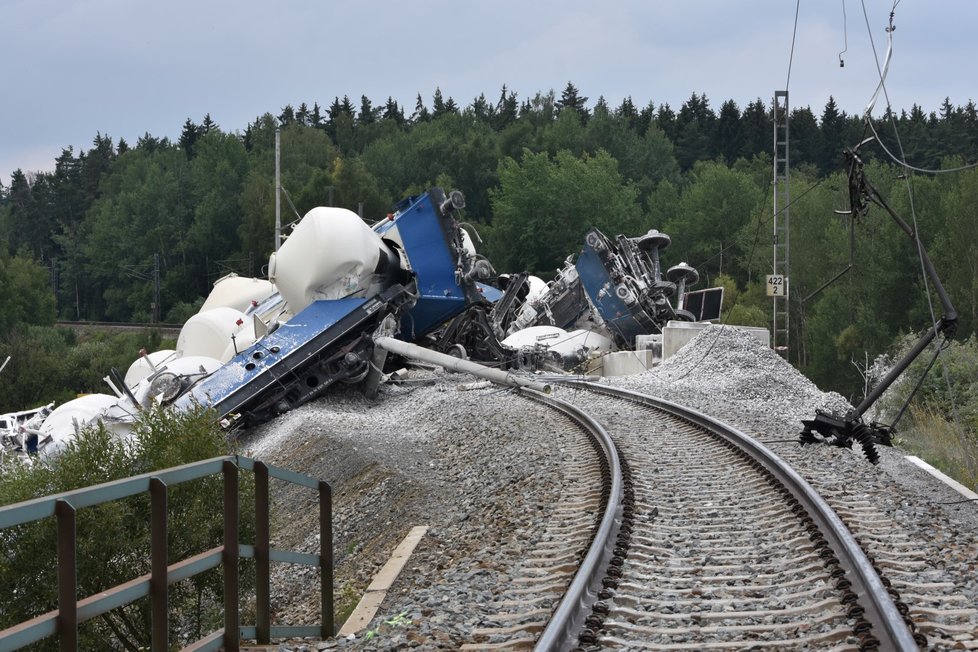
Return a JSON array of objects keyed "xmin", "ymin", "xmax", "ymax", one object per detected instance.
[{"xmin": 801, "ymin": 144, "xmax": 958, "ymax": 463}]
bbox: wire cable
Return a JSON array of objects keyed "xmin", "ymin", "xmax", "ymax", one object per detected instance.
[
  {"xmin": 858, "ymin": 0, "xmax": 975, "ymax": 476},
  {"xmin": 866, "ymin": 118, "xmax": 978, "ymax": 174},
  {"xmin": 838, "ymin": 0, "xmax": 849, "ymax": 67},
  {"xmin": 860, "ymin": 0, "xmax": 895, "ymax": 119},
  {"xmin": 785, "ymin": 0, "xmax": 801, "ymax": 90}
]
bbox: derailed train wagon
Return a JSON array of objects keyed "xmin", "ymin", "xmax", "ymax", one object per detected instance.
[{"xmin": 10, "ymin": 188, "xmax": 709, "ymax": 455}]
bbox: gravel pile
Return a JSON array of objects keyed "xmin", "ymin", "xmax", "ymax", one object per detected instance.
[
  {"xmin": 238, "ymin": 324, "xmax": 978, "ymax": 650},
  {"xmin": 238, "ymin": 375, "xmax": 580, "ymax": 650}
]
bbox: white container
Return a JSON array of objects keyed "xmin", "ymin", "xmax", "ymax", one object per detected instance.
[
  {"xmin": 38, "ymin": 394, "xmax": 121, "ymax": 456},
  {"xmin": 200, "ymin": 274, "xmax": 276, "ymax": 314},
  {"xmin": 176, "ymin": 307, "xmax": 250, "ymax": 363},
  {"xmin": 132, "ymin": 355, "xmax": 223, "ymax": 406},
  {"xmin": 270, "ymin": 206, "xmax": 392, "ymax": 315},
  {"xmin": 124, "ymin": 349, "xmax": 178, "ymax": 388}
]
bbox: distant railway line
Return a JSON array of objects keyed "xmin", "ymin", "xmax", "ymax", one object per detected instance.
[{"xmin": 56, "ymin": 320, "xmax": 183, "ymax": 336}]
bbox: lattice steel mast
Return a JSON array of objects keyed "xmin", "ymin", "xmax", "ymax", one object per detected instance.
[{"xmin": 772, "ymin": 90, "xmax": 790, "ymax": 356}]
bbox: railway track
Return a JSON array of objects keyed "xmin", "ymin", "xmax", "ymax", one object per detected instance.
[
  {"xmin": 464, "ymin": 381, "xmax": 921, "ymax": 651},
  {"xmin": 56, "ymin": 320, "xmax": 183, "ymax": 336}
]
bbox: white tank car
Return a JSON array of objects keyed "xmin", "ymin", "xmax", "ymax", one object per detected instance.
[
  {"xmin": 269, "ymin": 206, "xmax": 400, "ymax": 315},
  {"xmin": 130, "ymin": 355, "xmax": 224, "ymax": 407},
  {"xmin": 124, "ymin": 349, "xmax": 178, "ymax": 388},
  {"xmin": 36, "ymin": 394, "xmax": 123, "ymax": 457},
  {"xmin": 199, "ymin": 273, "xmax": 276, "ymax": 314},
  {"xmin": 176, "ymin": 307, "xmax": 252, "ymax": 363}
]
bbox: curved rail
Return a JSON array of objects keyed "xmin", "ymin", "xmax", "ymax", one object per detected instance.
[
  {"xmin": 567, "ymin": 381, "xmax": 918, "ymax": 651},
  {"xmin": 519, "ymin": 389, "xmax": 624, "ymax": 652}
]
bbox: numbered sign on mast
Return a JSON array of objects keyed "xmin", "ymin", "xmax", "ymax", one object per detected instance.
[{"xmin": 766, "ymin": 275, "xmax": 788, "ymax": 297}]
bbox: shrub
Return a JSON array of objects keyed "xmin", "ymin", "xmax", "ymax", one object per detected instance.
[{"xmin": 0, "ymin": 405, "xmax": 253, "ymax": 649}]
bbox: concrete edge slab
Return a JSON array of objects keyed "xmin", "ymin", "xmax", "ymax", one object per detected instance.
[
  {"xmin": 905, "ymin": 455, "xmax": 978, "ymax": 501},
  {"xmin": 337, "ymin": 525, "xmax": 429, "ymax": 636}
]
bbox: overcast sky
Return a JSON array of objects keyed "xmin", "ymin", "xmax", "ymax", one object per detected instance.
[{"xmin": 2, "ymin": 0, "xmax": 975, "ymax": 185}]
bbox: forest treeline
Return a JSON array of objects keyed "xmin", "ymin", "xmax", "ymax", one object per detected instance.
[{"xmin": 1, "ymin": 82, "xmax": 977, "ymax": 407}]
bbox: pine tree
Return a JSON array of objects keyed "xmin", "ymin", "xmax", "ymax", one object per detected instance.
[
  {"xmin": 411, "ymin": 93, "xmax": 431, "ymax": 123},
  {"xmin": 556, "ymin": 81, "xmax": 589, "ymax": 119},
  {"xmin": 443, "ymin": 96, "xmax": 459, "ymax": 115},
  {"xmin": 278, "ymin": 104, "xmax": 296, "ymax": 126},
  {"xmin": 432, "ymin": 88, "xmax": 446, "ymax": 118},
  {"xmin": 656, "ymin": 103, "xmax": 677, "ymax": 141},
  {"xmin": 201, "ymin": 113, "xmax": 218, "ymax": 134},
  {"xmin": 715, "ymin": 99, "xmax": 742, "ymax": 164},
  {"xmin": 637, "ymin": 101, "xmax": 657, "ymax": 135},
  {"xmin": 493, "ymin": 85, "xmax": 518, "ymax": 130},
  {"xmin": 358, "ymin": 95, "xmax": 377, "ymax": 125},
  {"xmin": 383, "ymin": 96, "xmax": 405, "ymax": 125},
  {"xmin": 296, "ymin": 102, "xmax": 310, "ymax": 126},
  {"xmin": 179, "ymin": 118, "xmax": 201, "ymax": 159},
  {"xmin": 739, "ymin": 98, "xmax": 768, "ymax": 158},
  {"xmin": 616, "ymin": 96, "xmax": 639, "ymax": 131},
  {"xmin": 819, "ymin": 96, "xmax": 845, "ymax": 174},
  {"xmin": 593, "ymin": 96, "xmax": 609, "ymax": 117}
]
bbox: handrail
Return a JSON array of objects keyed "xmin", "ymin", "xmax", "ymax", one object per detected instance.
[{"xmin": 0, "ymin": 454, "xmax": 333, "ymax": 651}]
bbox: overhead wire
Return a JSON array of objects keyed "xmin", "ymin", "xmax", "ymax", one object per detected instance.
[
  {"xmin": 858, "ymin": 0, "xmax": 941, "ymax": 342},
  {"xmin": 859, "ymin": 1, "xmax": 975, "ymax": 475},
  {"xmin": 666, "ymin": 0, "xmax": 805, "ymax": 382},
  {"xmin": 838, "ymin": 0, "xmax": 848, "ymax": 67},
  {"xmin": 865, "ymin": 118, "xmax": 978, "ymax": 173},
  {"xmin": 785, "ymin": 0, "xmax": 802, "ymax": 90}
]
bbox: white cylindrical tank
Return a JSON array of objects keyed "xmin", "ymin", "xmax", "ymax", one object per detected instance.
[
  {"xmin": 501, "ymin": 325, "xmax": 568, "ymax": 349},
  {"xmin": 525, "ymin": 276, "xmax": 549, "ymax": 304},
  {"xmin": 199, "ymin": 274, "xmax": 276, "ymax": 314},
  {"xmin": 270, "ymin": 206, "xmax": 395, "ymax": 315},
  {"xmin": 37, "ymin": 393, "xmax": 121, "ymax": 457},
  {"xmin": 502, "ymin": 326, "xmax": 613, "ymax": 358},
  {"xmin": 124, "ymin": 349, "xmax": 178, "ymax": 388},
  {"xmin": 132, "ymin": 355, "xmax": 223, "ymax": 407},
  {"xmin": 176, "ymin": 307, "xmax": 250, "ymax": 363},
  {"xmin": 549, "ymin": 329, "xmax": 613, "ymax": 357}
]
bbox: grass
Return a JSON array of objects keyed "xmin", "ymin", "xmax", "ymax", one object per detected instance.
[
  {"xmin": 334, "ymin": 582, "xmax": 363, "ymax": 627},
  {"xmin": 895, "ymin": 405, "xmax": 978, "ymax": 493}
]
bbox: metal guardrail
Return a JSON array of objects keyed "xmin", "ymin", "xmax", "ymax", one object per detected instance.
[{"xmin": 0, "ymin": 455, "xmax": 334, "ymax": 651}]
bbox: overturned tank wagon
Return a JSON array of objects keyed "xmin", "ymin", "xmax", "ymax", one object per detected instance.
[
  {"xmin": 12, "ymin": 188, "xmax": 495, "ymax": 452},
  {"xmin": 7, "ymin": 188, "xmax": 720, "ymax": 456},
  {"xmin": 472, "ymin": 225, "xmax": 710, "ymax": 373},
  {"xmin": 172, "ymin": 188, "xmax": 490, "ymax": 428}
]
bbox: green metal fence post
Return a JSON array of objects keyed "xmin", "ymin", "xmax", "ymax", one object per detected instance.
[
  {"xmin": 55, "ymin": 499, "xmax": 77, "ymax": 652},
  {"xmin": 150, "ymin": 478, "xmax": 168, "ymax": 652},
  {"xmin": 255, "ymin": 461, "xmax": 271, "ymax": 643},
  {"xmin": 222, "ymin": 460, "xmax": 239, "ymax": 652},
  {"xmin": 319, "ymin": 480, "xmax": 333, "ymax": 638}
]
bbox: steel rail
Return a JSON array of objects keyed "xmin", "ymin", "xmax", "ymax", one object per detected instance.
[
  {"xmin": 568, "ymin": 380, "xmax": 918, "ymax": 651},
  {"xmin": 519, "ymin": 388, "xmax": 623, "ymax": 652}
]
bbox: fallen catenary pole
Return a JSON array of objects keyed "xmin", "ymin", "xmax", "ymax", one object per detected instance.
[{"xmin": 373, "ymin": 336, "xmax": 552, "ymax": 394}]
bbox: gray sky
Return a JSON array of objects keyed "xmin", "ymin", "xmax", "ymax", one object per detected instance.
[{"xmin": 2, "ymin": 0, "xmax": 975, "ymax": 185}]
